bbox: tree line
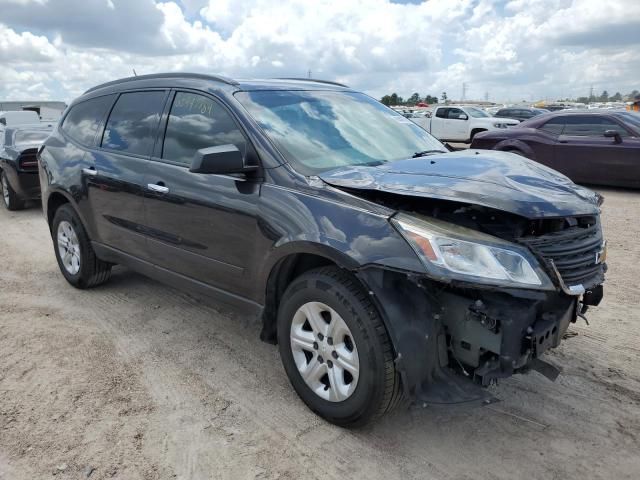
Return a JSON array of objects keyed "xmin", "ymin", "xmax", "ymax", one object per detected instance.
[
  {"xmin": 380, "ymin": 89, "xmax": 639, "ymax": 106},
  {"xmin": 380, "ymin": 92, "xmax": 441, "ymax": 106},
  {"xmin": 572, "ymin": 89, "xmax": 639, "ymax": 104}
]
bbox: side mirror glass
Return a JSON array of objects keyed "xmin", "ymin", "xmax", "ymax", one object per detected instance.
[
  {"xmin": 603, "ymin": 130, "xmax": 622, "ymax": 144},
  {"xmin": 189, "ymin": 144, "xmax": 257, "ymax": 175}
]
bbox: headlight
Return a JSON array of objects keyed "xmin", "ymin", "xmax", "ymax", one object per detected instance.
[
  {"xmin": 493, "ymin": 122, "xmax": 508, "ymax": 128},
  {"xmin": 392, "ymin": 213, "xmax": 553, "ymax": 289}
]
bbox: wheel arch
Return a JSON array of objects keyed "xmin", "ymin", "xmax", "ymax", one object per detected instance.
[
  {"xmin": 45, "ymin": 189, "xmax": 89, "ymax": 235},
  {"xmin": 470, "ymin": 128, "xmax": 488, "ymax": 142},
  {"xmin": 259, "ymin": 242, "xmax": 362, "ymax": 344},
  {"xmin": 495, "ymin": 139, "xmax": 536, "ymax": 160}
]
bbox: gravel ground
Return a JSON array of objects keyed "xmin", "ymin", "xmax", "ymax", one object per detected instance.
[{"xmin": 1, "ymin": 188, "xmax": 639, "ymax": 480}]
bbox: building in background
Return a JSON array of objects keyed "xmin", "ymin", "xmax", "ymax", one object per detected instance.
[{"xmin": 0, "ymin": 101, "xmax": 67, "ymax": 122}]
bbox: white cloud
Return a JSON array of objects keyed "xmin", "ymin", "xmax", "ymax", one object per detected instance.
[{"xmin": 0, "ymin": 0, "xmax": 638, "ymax": 103}]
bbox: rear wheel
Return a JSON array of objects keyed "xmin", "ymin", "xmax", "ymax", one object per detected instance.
[
  {"xmin": 277, "ymin": 267, "xmax": 402, "ymax": 427},
  {"xmin": 1, "ymin": 170, "xmax": 26, "ymax": 211},
  {"xmin": 52, "ymin": 204, "xmax": 112, "ymax": 288}
]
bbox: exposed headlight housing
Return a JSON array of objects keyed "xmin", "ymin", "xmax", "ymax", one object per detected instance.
[
  {"xmin": 392, "ymin": 213, "xmax": 553, "ymax": 289},
  {"xmin": 493, "ymin": 122, "xmax": 509, "ymax": 128}
]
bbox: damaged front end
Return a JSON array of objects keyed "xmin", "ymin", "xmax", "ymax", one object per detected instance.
[
  {"xmin": 318, "ymin": 151, "xmax": 607, "ymax": 406},
  {"xmin": 355, "ymin": 204, "xmax": 606, "ymax": 406}
]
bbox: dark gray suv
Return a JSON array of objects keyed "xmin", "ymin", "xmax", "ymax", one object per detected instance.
[{"xmin": 38, "ymin": 73, "xmax": 606, "ymax": 426}]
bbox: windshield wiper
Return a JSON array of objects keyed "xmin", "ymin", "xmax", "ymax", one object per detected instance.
[{"xmin": 412, "ymin": 149, "xmax": 446, "ymax": 158}]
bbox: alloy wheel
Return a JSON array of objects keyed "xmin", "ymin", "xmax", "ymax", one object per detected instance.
[
  {"xmin": 57, "ymin": 220, "xmax": 81, "ymax": 275},
  {"xmin": 290, "ymin": 301, "xmax": 360, "ymax": 402}
]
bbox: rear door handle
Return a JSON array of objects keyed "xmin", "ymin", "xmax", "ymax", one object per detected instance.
[
  {"xmin": 147, "ymin": 183, "xmax": 169, "ymax": 194},
  {"xmin": 82, "ymin": 167, "xmax": 97, "ymax": 176}
]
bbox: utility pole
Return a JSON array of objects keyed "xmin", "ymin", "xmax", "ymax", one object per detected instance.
[
  {"xmin": 308, "ymin": 69, "xmax": 312, "ymax": 79},
  {"xmin": 462, "ymin": 82, "xmax": 468, "ymax": 101},
  {"xmin": 589, "ymin": 85, "xmax": 594, "ymax": 102},
  {"xmin": 484, "ymin": 91, "xmax": 489, "ymax": 102}
]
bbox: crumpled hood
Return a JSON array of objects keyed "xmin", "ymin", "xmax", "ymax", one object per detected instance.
[{"xmin": 318, "ymin": 150, "xmax": 600, "ymax": 219}]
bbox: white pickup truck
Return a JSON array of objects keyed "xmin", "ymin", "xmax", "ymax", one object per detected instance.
[{"xmin": 419, "ymin": 105, "xmax": 519, "ymax": 143}]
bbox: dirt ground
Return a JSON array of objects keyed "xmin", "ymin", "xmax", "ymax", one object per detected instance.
[{"xmin": 1, "ymin": 187, "xmax": 639, "ymax": 480}]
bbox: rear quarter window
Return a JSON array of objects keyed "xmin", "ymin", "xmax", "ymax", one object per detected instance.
[
  {"xmin": 61, "ymin": 95, "xmax": 115, "ymax": 146},
  {"xmin": 435, "ymin": 108, "xmax": 448, "ymax": 119},
  {"xmin": 540, "ymin": 117, "xmax": 566, "ymax": 135}
]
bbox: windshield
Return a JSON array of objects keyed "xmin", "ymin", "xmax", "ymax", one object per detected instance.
[
  {"xmin": 14, "ymin": 130, "xmax": 50, "ymax": 148},
  {"xmin": 616, "ymin": 112, "xmax": 640, "ymax": 130},
  {"xmin": 466, "ymin": 107, "xmax": 490, "ymax": 118},
  {"xmin": 235, "ymin": 90, "xmax": 446, "ymax": 175}
]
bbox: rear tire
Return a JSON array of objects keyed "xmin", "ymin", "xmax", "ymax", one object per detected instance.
[
  {"xmin": 51, "ymin": 204, "xmax": 112, "ymax": 288},
  {"xmin": 1, "ymin": 170, "xmax": 26, "ymax": 211},
  {"xmin": 277, "ymin": 266, "xmax": 402, "ymax": 427}
]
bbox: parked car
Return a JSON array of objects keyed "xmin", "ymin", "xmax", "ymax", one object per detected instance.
[
  {"xmin": 424, "ymin": 105, "xmax": 519, "ymax": 142},
  {"xmin": 471, "ymin": 110, "xmax": 640, "ymax": 188},
  {"xmin": 494, "ymin": 107, "xmax": 548, "ymax": 122},
  {"xmin": 39, "ymin": 74, "xmax": 606, "ymax": 426},
  {"xmin": 0, "ymin": 125, "xmax": 52, "ymax": 210}
]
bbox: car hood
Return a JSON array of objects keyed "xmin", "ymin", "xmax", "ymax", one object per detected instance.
[
  {"xmin": 318, "ymin": 150, "xmax": 600, "ymax": 219},
  {"xmin": 483, "ymin": 116, "xmax": 519, "ymax": 124}
]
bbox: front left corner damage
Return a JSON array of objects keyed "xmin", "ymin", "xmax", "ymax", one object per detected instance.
[{"xmin": 356, "ymin": 265, "xmax": 580, "ymax": 407}]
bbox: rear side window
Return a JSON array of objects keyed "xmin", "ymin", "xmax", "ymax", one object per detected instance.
[
  {"xmin": 540, "ymin": 117, "xmax": 566, "ymax": 135},
  {"xmin": 102, "ymin": 91, "xmax": 166, "ymax": 156},
  {"xmin": 162, "ymin": 91, "xmax": 246, "ymax": 166},
  {"xmin": 435, "ymin": 108, "xmax": 448, "ymax": 119},
  {"xmin": 62, "ymin": 95, "xmax": 114, "ymax": 146},
  {"xmin": 447, "ymin": 108, "xmax": 465, "ymax": 119},
  {"xmin": 562, "ymin": 116, "xmax": 630, "ymax": 137}
]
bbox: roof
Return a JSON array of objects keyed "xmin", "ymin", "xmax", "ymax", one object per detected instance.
[{"xmin": 84, "ymin": 72, "xmax": 350, "ymax": 95}]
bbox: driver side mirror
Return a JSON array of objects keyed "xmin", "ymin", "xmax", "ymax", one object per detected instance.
[
  {"xmin": 603, "ymin": 130, "xmax": 622, "ymax": 144},
  {"xmin": 190, "ymin": 144, "xmax": 257, "ymax": 175},
  {"xmin": 457, "ymin": 113, "xmax": 469, "ymax": 120}
]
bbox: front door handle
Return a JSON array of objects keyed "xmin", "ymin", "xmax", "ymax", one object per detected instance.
[
  {"xmin": 147, "ymin": 183, "xmax": 169, "ymax": 194},
  {"xmin": 82, "ymin": 167, "xmax": 98, "ymax": 176}
]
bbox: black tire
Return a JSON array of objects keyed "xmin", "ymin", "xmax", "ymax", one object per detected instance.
[
  {"xmin": 1, "ymin": 169, "xmax": 26, "ymax": 211},
  {"xmin": 277, "ymin": 266, "xmax": 402, "ymax": 427},
  {"xmin": 469, "ymin": 129, "xmax": 487, "ymax": 143},
  {"xmin": 51, "ymin": 204, "xmax": 112, "ymax": 288}
]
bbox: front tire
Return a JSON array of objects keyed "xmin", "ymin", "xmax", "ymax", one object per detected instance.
[
  {"xmin": 51, "ymin": 204, "xmax": 112, "ymax": 288},
  {"xmin": 1, "ymin": 170, "xmax": 26, "ymax": 211},
  {"xmin": 277, "ymin": 267, "xmax": 402, "ymax": 427}
]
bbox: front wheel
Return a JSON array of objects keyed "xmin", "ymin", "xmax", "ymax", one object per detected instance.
[
  {"xmin": 1, "ymin": 170, "xmax": 26, "ymax": 211},
  {"xmin": 51, "ymin": 204, "xmax": 112, "ymax": 288},
  {"xmin": 277, "ymin": 267, "xmax": 402, "ymax": 427}
]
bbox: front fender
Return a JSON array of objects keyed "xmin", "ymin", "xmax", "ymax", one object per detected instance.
[
  {"xmin": 255, "ymin": 183, "xmax": 426, "ymax": 295},
  {"xmin": 494, "ymin": 139, "xmax": 537, "ymax": 160}
]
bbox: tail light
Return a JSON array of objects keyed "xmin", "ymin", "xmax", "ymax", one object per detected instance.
[{"xmin": 18, "ymin": 150, "xmax": 39, "ymax": 171}]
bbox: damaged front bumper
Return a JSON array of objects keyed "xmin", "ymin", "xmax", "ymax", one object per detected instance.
[{"xmin": 356, "ymin": 266, "xmax": 604, "ymax": 406}]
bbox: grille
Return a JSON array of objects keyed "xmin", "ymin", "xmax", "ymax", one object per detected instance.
[{"xmin": 519, "ymin": 223, "xmax": 605, "ymax": 288}]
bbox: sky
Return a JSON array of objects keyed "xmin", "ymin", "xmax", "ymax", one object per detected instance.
[{"xmin": 0, "ymin": 0, "xmax": 639, "ymax": 103}]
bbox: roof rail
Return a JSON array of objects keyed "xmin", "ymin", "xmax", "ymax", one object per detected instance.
[
  {"xmin": 276, "ymin": 78, "xmax": 349, "ymax": 88},
  {"xmin": 83, "ymin": 72, "xmax": 239, "ymax": 94}
]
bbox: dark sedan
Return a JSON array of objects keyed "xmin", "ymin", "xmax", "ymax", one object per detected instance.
[
  {"xmin": 0, "ymin": 125, "xmax": 52, "ymax": 210},
  {"xmin": 494, "ymin": 107, "xmax": 548, "ymax": 122},
  {"xmin": 471, "ymin": 110, "xmax": 640, "ymax": 188}
]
